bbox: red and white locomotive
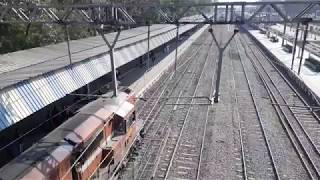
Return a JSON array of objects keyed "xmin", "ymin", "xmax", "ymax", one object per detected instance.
[{"xmin": 0, "ymin": 88, "xmax": 139, "ymax": 180}]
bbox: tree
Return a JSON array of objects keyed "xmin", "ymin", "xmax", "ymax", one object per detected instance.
[{"xmin": 0, "ymin": 0, "xmax": 208, "ymax": 54}]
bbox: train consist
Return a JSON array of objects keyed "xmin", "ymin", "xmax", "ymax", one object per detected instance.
[{"xmin": 0, "ymin": 88, "xmax": 139, "ymax": 180}]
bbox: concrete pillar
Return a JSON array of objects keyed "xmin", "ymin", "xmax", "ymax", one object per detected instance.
[
  {"xmin": 298, "ymin": 23, "xmax": 309, "ymax": 75},
  {"xmin": 241, "ymin": 4, "xmax": 245, "ymax": 23},
  {"xmin": 110, "ymin": 48, "xmax": 118, "ymax": 96},
  {"xmin": 214, "ymin": 48, "xmax": 223, "ymax": 103},
  {"xmin": 282, "ymin": 22, "xmax": 287, "ymax": 46},
  {"xmin": 65, "ymin": 25, "xmax": 72, "ymax": 66},
  {"xmin": 174, "ymin": 24, "xmax": 180, "ymax": 74},
  {"xmin": 297, "ymin": 29, "xmax": 304, "ymax": 57},
  {"xmin": 147, "ymin": 23, "xmax": 151, "ymax": 71},
  {"xmin": 291, "ymin": 23, "xmax": 300, "ymax": 70},
  {"xmin": 225, "ymin": 5, "xmax": 228, "ymax": 22}
]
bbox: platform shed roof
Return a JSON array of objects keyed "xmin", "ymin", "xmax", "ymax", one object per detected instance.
[{"xmin": 0, "ymin": 24, "xmax": 196, "ymax": 130}]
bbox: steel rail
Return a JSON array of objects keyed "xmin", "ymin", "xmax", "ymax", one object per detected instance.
[
  {"xmin": 144, "ymin": 61, "xmax": 201, "ymax": 179},
  {"xmin": 141, "ymin": 35, "xmax": 207, "ymax": 134},
  {"xmin": 134, "ymin": 35, "xmax": 210, "ymax": 179},
  {"xmin": 136, "ymin": 37, "xmax": 203, "ymax": 120},
  {"xmin": 163, "ymin": 33, "xmax": 214, "ymax": 180},
  {"xmin": 139, "ymin": 35, "xmax": 206, "ymax": 133},
  {"xmin": 241, "ymin": 32, "xmax": 320, "ymax": 156},
  {"xmin": 150, "ymin": 126, "xmax": 172, "ymax": 178},
  {"xmin": 234, "ymin": 38, "xmax": 280, "ymax": 180},
  {"xmin": 138, "ymin": 38, "xmax": 213, "ymax": 179},
  {"xmin": 84, "ymin": 43, "xmax": 201, "ymax": 179},
  {"xmin": 238, "ymin": 34, "xmax": 317, "ymax": 179},
  {"xmin": 238, "ymin": 32, "xmax": 320, "ymax": 179},
  {"xmin": 117, "ymin": 30, "xmax": 208, "ymax": 180},
  {"xmin": 248, "ymin": 37, "xmax": 320, "ymax": 178},
  {"xmin": 250, "ymin": 33, "xmax": 320, "ymax": 123},
  {"xmin": 137, "ymin": 48, "xmax": 203, "ymax": 179},
  {"xmin": 195, "ymin": 34, "xmax": 218, "ymax": 180},
  {"xmin": 247, "ymin": 39, "xmax": 320, "ymax": 157},
  {"xmin": 109, "ymin": 28, "xmax": 206, "ymax": 180},
  {"xmin": 246, "ymin": 26, "xmax": 320, "ymax": 120},
  {"xmin": 229, "ymin": 42, "xmax": 248, "ymax": 180}
]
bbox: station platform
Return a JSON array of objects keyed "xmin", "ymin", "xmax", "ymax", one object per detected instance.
[
  {"xmin": 269, "ymin": 24, "xmax": 320, "ymax": 41},
  {"xmin": 245, "ymin": 25, "xmax": 320, "ymax": 102}
]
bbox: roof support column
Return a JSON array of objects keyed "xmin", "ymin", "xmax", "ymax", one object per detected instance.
[
  {"xmin": 230, "ymin": 5, "xmax": 234, "ymax": 23},
  {"xmin": 298, "ymin": 22, "xmax": 310, "ymax": 75},
  {"xmin": 214, "ymin": 48, "xmax": 224, "ymax": 103},
  {"xmin": 225, "ymin": 5, "xmax": 228, "ymax": 22},
  {"xmin": 282, "ymin": 21, "xmax": 287, "ymax": 46},
  {"xmin": 209, "ymin": 27, "xmax": 238, "ymax": 103},
  {"xmin": 297, "ymin": 27, "xmax": 304, "ymax": 58},
  {"xmin": 146, "ymin": 22, "xmax": 151, "ymax": 71},
  {"xmin": 65, "ymin": 25, "xmax": 72, "ymax": 66},
  {"xmin": 99, "ymin": 29, "xmax": 121, "ymax": 97},
  {"xmin": 214, "ymin": 5, "xmax": 217, "ymax": 23},
  {"xmin": 291, "ymin": 23, "xmax": 300, "ymax": 70},
  {"xmin": 174, "ymin": 23, "xmax": 180, "ymax": 75},
  {"xmin": 109, "ymin": 47, "xmax": 118, "ymax": 96},
  {"xmin": 241, "ymin": 3, "xmax": 245, "ymax": 23}
]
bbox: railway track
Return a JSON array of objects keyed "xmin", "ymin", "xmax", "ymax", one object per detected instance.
[
  {"xmin": 196, "ymin": 38, "xmax": 217, "ymax": 180},
  {"xmin": 136, "ymin": 42, "xmax": 210, "ymax": 179},
  {"xmin": 135, "ymin": 29, "xmax": 209, "ymax": 118},
  {"xmin": 118, "ymin": 31, "xmax": 212, "ymax": 179},
  {"xmin": 139, "ymin": 41, "xmax": 207, "ymax": 133},
  {"xmin": 108, "ymin": 41, "xmax": 206, "ymax": 180},
  {"xmin": 238, "ymin": 30, "xmax": 320, "ymax": 179},
  {"xmin": 164, "ymin": 34, "xmax": 216, "ymax": 180},
  {"xmin": 120, "ymin": 25, "xmax": 320, "ymax": 180},
  {"xmin": 228, "ymin": 35, "xmax": 279, "ymax": 180},
  {"xmin": 228, "ymin": 47, "xmax": 248, "ymax": 180},
  {"xmin": 138, "ymin": 34, "xmax": 214, "ymax": 180},
  {"xmin": 136, "ymin": 42, "xmax": 203, "ymax": 133}
]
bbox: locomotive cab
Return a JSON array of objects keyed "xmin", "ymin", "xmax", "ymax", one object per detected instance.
[{"xmin": 112, "ymin": 114, "xmax": 127, "ymax": 137}]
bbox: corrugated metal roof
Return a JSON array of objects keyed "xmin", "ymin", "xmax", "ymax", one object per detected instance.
[
  {"xmin": 0, "ymin": 24, "xmax": 196, "ymax": 130},
  {"xmin": 0, "ymin": 24, "xmax": 177, "ymax": 88}
]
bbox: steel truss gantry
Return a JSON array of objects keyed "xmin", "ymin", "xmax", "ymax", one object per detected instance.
[
  {"xmin": 1, "ymin": 1, "xmax": 320, "ymax": 26},
  {"xmin": 0, "ymin": 1, "xmax": 320, "ymax": 26}
]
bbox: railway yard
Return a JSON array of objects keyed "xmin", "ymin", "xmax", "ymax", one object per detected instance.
[
  {"xmin": 118, "ymin": 25, "xmax": 320, "ymax": 180},
  {"xmin": 3, "ymin": 1, "xmax": 320, "ymax": 180}
]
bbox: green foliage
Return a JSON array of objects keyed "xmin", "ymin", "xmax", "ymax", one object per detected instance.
[
  {"xmin": 0, "ymin": 0, "xmax": 96, "ymax": 54},
  {"xmin": 0, "ymin": 0, "xmax": 209, "ymax": 54},
  {"xmin": 0, "ymin": 23, "xmax": 94, "ymax": 54},
  {"xmin": 0, "ymin": 24, "xmax": 45, "ymax": 54}
]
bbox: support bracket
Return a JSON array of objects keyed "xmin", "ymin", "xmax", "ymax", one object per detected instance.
[
  {"xmin": 208, "ymin": 27, "xmax": 238, "ymax": 103},
  {"xmin": 98, "ymin": 28, "xmax": 122, "ymax": 97}
]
